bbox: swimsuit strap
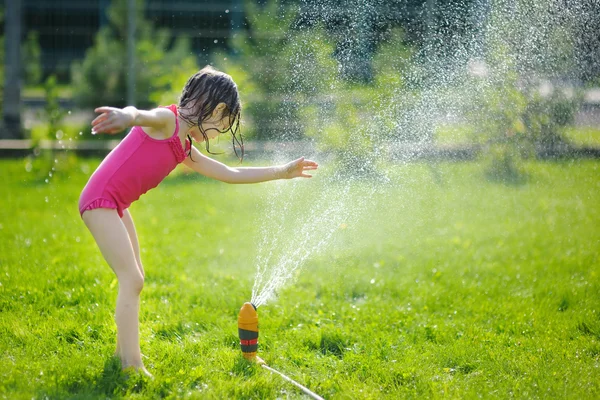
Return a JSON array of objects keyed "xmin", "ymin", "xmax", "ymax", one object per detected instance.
[{"xmin": 164, "ymin": 104, "xmax": 189, "ymax": 162}]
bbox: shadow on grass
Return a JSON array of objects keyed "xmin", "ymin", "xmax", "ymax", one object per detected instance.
[
  {"xmin": 231, "ymin": 355, "xmax": 260, "ymax": 378},
  {"xmin": 38, "ymin": 356, "xmax": 150, "ymax": 399}
]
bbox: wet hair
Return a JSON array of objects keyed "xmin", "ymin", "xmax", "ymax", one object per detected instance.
[{"xmin": 178, "ymin": 66, "xmax": 244, "ymax": 161}]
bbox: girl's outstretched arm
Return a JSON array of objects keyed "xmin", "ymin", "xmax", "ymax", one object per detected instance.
[
  {"xmin": 183, "ymin": 146, "xmax": 318, "ymax": 184},
  {"xmin": 91, "ymin": 106, "xmax": 175, "ymax": 135}
]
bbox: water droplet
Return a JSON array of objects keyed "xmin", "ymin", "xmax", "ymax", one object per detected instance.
[
  {"xmin": 25, "ymin": 238, "xmax": 32, "ymax": 247},
  {"xmin": 25, "ymin": 162, "xmax": 32, "ymax": 172},
  {"xmin": 370, "ymin": 278, "xmax": 375, "ymax": 284},
  {"xmin": 225, "ymin": 9, "xmax": 229, "ymax": 13},
  {"xmin": 79, "ymin": 132, "xmax": 83, "ymax": 136},
  {"xmin": 55, "ymin": 130, "xmax": 64, "ymax": 140},
  {"xmin": 214, "ymin": 39, "xmax": 218, "ymax": 44},
  {"xmin": 45, "ymin": 179, "xmax": 49, "ymax": 183},
  {"xmin": 75, "ymin": 237, "xmax": 80, "ymax": 243},
  {"xmin": 68, "ymin": 110, "xmax": 72, "ymax": 115},
  {"xmin": 45, "ymin": 196, "xmax": 49, "ymax": 203}
]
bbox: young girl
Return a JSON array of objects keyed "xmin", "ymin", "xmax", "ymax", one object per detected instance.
[{"xmin": 79, "ymin": 66, "xmax": 318, "ymax": 376}]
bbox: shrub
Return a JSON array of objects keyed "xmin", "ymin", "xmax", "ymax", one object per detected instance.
[
  {"xmin": 214, "ymin": 0, "xmax": 339, "ymax": 140},
  {"xmin": 71, "ymin": 0, "xmax": 198, "ymax": 110}
]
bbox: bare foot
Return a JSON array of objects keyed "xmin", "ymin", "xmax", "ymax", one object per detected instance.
[{"xmin": 122, "ymin": 365, "xmax": 154, "ymax": 379}]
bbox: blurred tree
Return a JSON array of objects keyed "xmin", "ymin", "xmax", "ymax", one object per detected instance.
[
  {"xmin": 71, "ymin": 0, "xmax": 197, "ymax": 109},
  {"xmin": 214, "ymin": 0, "xmax": 338, "ymax": 140},
  {"xmin": 295, "ymin": 0, "xmax": 479, "ymax": 83},
  {"xmin": 22, "ymin": 31, "xmax": 42, "ymax": 86},
  {"xmin": 463, "ymin": 0, "xmax": 583, "ymax": 183},
  {"xmin": 573, "ymin": 0, "xmax": 600, "ymax": 84}
]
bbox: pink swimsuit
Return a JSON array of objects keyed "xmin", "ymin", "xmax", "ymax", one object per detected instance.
[{"xmin": 79, "ymin": 104, "xmax": 190, "ymax": 218}]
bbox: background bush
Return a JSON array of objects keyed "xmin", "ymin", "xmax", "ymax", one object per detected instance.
[{"xmin": 71, "ymin": 0, "xmax": 198, "ymax": 110}]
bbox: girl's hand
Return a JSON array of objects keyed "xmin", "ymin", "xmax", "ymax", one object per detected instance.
[
  {"xmin": 91, "ymin": 107, "xmax": 136, "ymax": 135},
  {"xmin": 281, "ymin": 157, "xmax": 319, "ymax": 179}
]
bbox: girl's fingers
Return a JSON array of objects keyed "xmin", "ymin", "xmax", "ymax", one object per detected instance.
[
  {"xmin": 94, "ymin": 123, "xmax": 115, "ymax": 133},
  {"xmin": 94, "ymin": 106, "xmax": 115, "ymax": 114},
  {"xmin": 91, "ymin": 115, "xmax": 107, "ymax": 125},
  {"xmin": 92, "ymin": 112, "xmax": 112, "ymax": 126},
  {"xmin": 91, "ymin": 107, "xmax": 121, "ymax": 134}
]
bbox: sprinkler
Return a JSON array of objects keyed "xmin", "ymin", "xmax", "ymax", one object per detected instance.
[
  {"xmin": 237, "ymin": 302, "xmax": 324, "ymax": 400},
  {"xmin": 237, "ymin": 302, "xmax": 259, "ymax": 360}
]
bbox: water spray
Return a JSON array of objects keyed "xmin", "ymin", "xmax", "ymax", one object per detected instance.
[{"xmin": 237, "ymin": 302, "xmax": 325, "ymax": 400}]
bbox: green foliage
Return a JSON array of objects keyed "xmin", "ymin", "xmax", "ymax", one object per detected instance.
[
  {"xmin": 218, "ymin": 2, "xmax": 413, "ymax": 177},
  {"xmin": 465, "ymin": 73, "xmax": 582, "ymax": 183},
  {"xmin": 563, "ymin": 127, "xmax": 600, "ymax": 147},
  {"xmin": 463, "ymin": 0, "xmax": 584, "ymax": 182},
  {"xmin": 522, "ymin": 88, "xmax": 581, "ymax": 147},
  {"xmin": 372, "ymin": 28, "xmax": 412, "ymax": 94},
  {"xmin": 22, "ymin": 31, "xmax": 42, "ymax": 85},
  {"xmin": 43, "ymin": 75, "xmax": 65, "ymax": 141},
  {"xmin": 467, "ymin": 72, "xmax": 530, "ymax": 182},
  {"xmin": 214, "ymin": 0, "xmax": 337, "ymax": 140},
  {"xmin": 301, "ymin": 87, "xmax": 380, "ymax": 176},
  {"xmin": 71, "ymin": 0, "xmax": 198, "ymax": 109},
  {"xmin": 300, "ymin": 29, "xmax": 413, "ymax": 175},
  {"xmin": 0, "ymin": 158, "xmax": 599, "ymax": 398}
]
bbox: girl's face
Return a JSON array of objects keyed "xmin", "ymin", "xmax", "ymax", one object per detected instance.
[{"xmin": 189, "ymin": 106, "xmax": 232, "ymax": 142}]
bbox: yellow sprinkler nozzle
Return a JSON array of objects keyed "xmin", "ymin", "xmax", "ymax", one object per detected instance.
[{"xmin": 238, "ymin": 302, "xmax": 259, "ymax": 360}]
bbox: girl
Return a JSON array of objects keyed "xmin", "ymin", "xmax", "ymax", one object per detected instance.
[{"xmin": 79, "ymin": 66, "xmax": 318, "ymax": 376}]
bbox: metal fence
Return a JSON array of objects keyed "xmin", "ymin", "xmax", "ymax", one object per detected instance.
[{"xmin": 23, "ymin": 0, "xmax": 244, "ymax": 79}]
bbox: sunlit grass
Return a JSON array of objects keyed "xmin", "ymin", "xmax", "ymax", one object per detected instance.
[
  {"xmin": 563, "ymin": 126, "xmax": 600, "ymax": 147},
  {"xmin": 435, "ymin": 125, "xmax": 475, "ymax": 146},
  {"xmin": 436, "ymin": 125, "xmax": 600, "ymax": 148},
  {"xmin": 1, "ymin": 156, "xmax": 599, "ymax": 399}
]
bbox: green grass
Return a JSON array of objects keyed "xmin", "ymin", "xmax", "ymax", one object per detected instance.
[
  {"xmin": 23, "ymin": 84, "xmax": 73, "ymax": 99},
  {"xmin": 563, "ymin": 127, "xmax": 600, "ymax": 147},
  {"xmin": 28, "ymin": 122, "xmax": 90, "ymax": 142},
  {"xmin": 1, "ymin": 155, "xmax": 599, "ymax": 399},
  {"xmin": 436, "ymin": 125, "xmax": 600, "ymax": 148},
  {"xmin": 435, "ymin": 125, "xmax": 475, "ymax": 146}
]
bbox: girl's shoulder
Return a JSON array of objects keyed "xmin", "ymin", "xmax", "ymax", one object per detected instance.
[{"xmin": 140, "ymin": 106, "xmax": 178, "ymax": 140}]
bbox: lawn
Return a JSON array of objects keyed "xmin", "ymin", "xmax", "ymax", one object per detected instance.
[{"xmin": 1, "ymin": 155, "xmax": 599, "ymax": 399}]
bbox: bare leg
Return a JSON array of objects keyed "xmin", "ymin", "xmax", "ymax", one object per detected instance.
[
  {"xmin": 82, "ymin": 208, "xmax": 150, "ymax": 376},
  {"xmin": 119, "ymin": 209, "xmax": 145, "ymax": 360},
  {"xmin": 121, "ymin": 209, "xmax": 145, "ymax": 279}
]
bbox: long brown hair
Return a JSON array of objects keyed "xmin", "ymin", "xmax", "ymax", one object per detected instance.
[{"xmin": 178, "ymin": 66, "xmax": 243, "ymax": 161}]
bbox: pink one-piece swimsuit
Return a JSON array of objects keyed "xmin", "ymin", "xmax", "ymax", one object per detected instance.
[{"xmin": 79, "ymin": 104, "xmax": 190, "ymax": 218}]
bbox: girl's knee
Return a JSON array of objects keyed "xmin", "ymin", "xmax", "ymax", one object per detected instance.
[{"xmin": 120, "ymin": 272, "xmax": 144, "ymax": 294}]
